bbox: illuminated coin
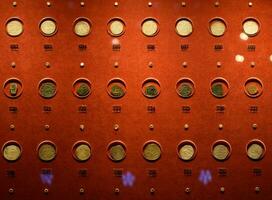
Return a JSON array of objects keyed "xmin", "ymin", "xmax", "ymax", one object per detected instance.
[
  {"xmin": 39, "ymin": 82, "xmax": 56, "ymax": 98},
  {"xmin": 76, "ymin": 83, "xmax": 90, "ymax": 97},
  {"xmin": 145, "ymin": 85, "xmax": 158, "ymax": 98},
  {"xmin": 109, "ymin": 20, "xmax": 124, "ymax": 36},
  {"xmin": 143, "ymin": 142, "xmax": 161, "ymax": 161},
  {"xmin": 179, "ymin": 144, "xmax": 195, "ymax": 161},
  {"xmin": 6, "ymin": 19, "xmax": 23, "ymax": 36},
  {"xmin": 247, "ymin": 143, "xmax": 263, "ymax": 160},
  {"xmin": 210, "ymin": 19, "xmax": 226, "ymax": 36},
  {"xmin": 178, "ymin": 83, "xmax": 193, "ymax": 98},
  {"xmin": 211, "ymin": 83, "xmax": 224, "ymax": 97},
  {"xmin": 38, "ymin": 143, "xmax": 56, "ymax": 162},
  {"xmin": 75, "ymin": 144, "xmax": 91, "ymax": 161},
  {"xmin": 213, "ymin": 144, "xmax": 229, "ymax": 161},
  {"xmin": 110, "ymin": 84, "xmax": 124, "ymax": 98},
  {"xmin": 74, "ymin": 20, "xmax": 91, "ymax": 36},
  {"xmin": 40, "ymin": 19, "xmax": 57, "ymax": 36},
  {"xmin": 9, "ymin": 83, "xmax": 18, "ymax": 96},
  {"xmin": 243, "ymin": 19, "xmax": 259, "ymax": 36},
  {"xmin": 142, "ymin": 19, "xmax": 158, "ymax": 36},
  {"xmin": 3, "ymin": 144, "xmax": 21, "ymax": 161},
  {"xmin": 246, "ymin": 84, "xmax": 258, "ymax": 95},
  {"xmin": 176, "ymin": 19, "xmax": 193, "ymax": 36},
  {"xmin": 109, "ymin": 144, "xmax": 126, "ymax": 161}
]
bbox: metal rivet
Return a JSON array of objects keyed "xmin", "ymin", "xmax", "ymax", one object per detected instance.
[
  {"xmin": 255, "ymin": 186, "xmax": 261, "ymax": 193},
  {"xmin": 185, "ymin": 187, "xmax": 191, "ymax": 193},
  {"xmin": 248, "ymin": 2, "xmax": 253, "ymax": 7},
  {"xmin": 250, "ymin": 62, "xmax": 255, "ymax": 67},
  {"xmin": 12, "ymin": 1, "xmax": 17, "ymax": 7},
  {"xmin": 214, "ymin": 1, "xmax": 220, "ymax": 7},
  {"xmin": 44, "ymin": 124, "xmax": 50, "ymax": 131},
  {"xmin": 184, "ymin": 124, "xmax": 189, "ymax": 130},
  {"xmin": 10, "ymin": 124, "xmax": 15, "ymax": 130},
  {"xmin": 80, "ymin": 124, "xmax": 85, "ymax": 131},
  {"xmin": 46, "ymin": 1, "xmax": 51, "ymax": 7},
  {"xmin": 114, "ymin": 2, "xmax": 119, "ymax": 6},
  {"xmin": 182, "ymin": 61, "xmax": 187, "ymax": 68},
  {"xmin": 150, "ymin": 187, "xmax": 155, "ymax": 194},
  {"xmin": 79, "ymin": 187, "xmax": 85, "ymax": 194},
  {"xmin": 218, "ymin": 124, "xmax": 223, "ymax": 130},
  {"xmin": 11, "ymin": 62, "xmax": 16, "ymax": 68},
  {"xmin": 148, "ymin": 2, "xmax": 152, "ymax": 7},
  {"xmin": 181, "ymin": 2, "xmax": 186, "ymax": 7},
  {"xmin": 114, "ymin": 62, "xmax": 119, "ymax": 68},
  {"xmin": 148, "ymin": 62, "xmax": 153, "ymax": 68},
  {"xmin": 80, "ymin": 1, "xmax": 85, "ymax": 6},
  {"xmin": 149, "ymin": 124, "xmax": 154, "ymax": 130},
  {"xmin": 8, "ymin": 188, "xmax": 14, "ymax": 194},
  {"xmin": 252, "ymin": 123, "xmax": 258, "ymax": 130},
  {"xmin": 43, "ymin": 188, "xmax": 49, "ymax": 194},
  {"xmin": 220, "ymin": 187, "xmax": 225, "ymax": 193},
  {"xmin": 80, "ymin": 62, "xmax": 85, "ymax": 68},
  {"xmin": 45, "ymin": 62, "xmax": 50, "ymax": 68},
  {"xmin": 217, "ymin": 61, "xmax": 222, "ymax": 67},
  {"xmin": 114, "ymin": 187, "xmax": 120, "ymax": 194},
  {"xmin": 114, "ymin": 124, "xmax": 119, "ymax": 131}
]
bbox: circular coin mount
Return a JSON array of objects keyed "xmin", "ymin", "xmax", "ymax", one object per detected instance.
[
  {"xmin": 175, "ymin": 18, "xmax": 193, "ymax": 37},
  {"xmin": 246, "ymin": 139, "xmax": 265, "ymax": 161},
  {"xmin": 209, "ymin": 18, "xmax": 227, "ymax": 37},
  {"xmin": 242, "ymin": 18, "xmax": 260, "ymax": 37},
  {"xmin": 212, "ymin": 140, "xmax": 231, "ymax": 161},
  {"xmin": 141, "ymin": 18, "xmax": 159, "ymax": 37},
  {"xmin": 72, "ymin": 78, "xmax": 91, "ymax": 99},
  {"xmin": 142, "ymin": 78, "xmax": 160, "ymax": 98},
  {"xmin": 39, "ymin": 17, "xmax": 58, "ymax": 36},
  {"xmin": 3, "ymin": 78, "xmax": 23, "ymax": 99},
  {"xmin": 176, "ymin": 78, "xmax": 195, "ymax": 98},
  {"xmin": 38, "ymin": 78, "xmax": 57, "ymax": 99},
  {"xmin": 210, "ymin": 78, "xmax": 229, "ymax": 98},
  {"xmin": 142, "ymin": 141, "xmax": 162, "ymax": 162},
  {"xmin": 177, "ymin": 140, "xmax": 197, "ymax": 161},
  {"xmin": 107, "ymin": 141, "xmax": 126, "ymax": 162},
  {"xmin": 107, "ymin": 18, "xmax": 125, "ymax": 37},
  {"xmin": 6, "ymin": 18, "xmax": 24, "ymax": 37},
  {"xmin": 37, "ymin": 141, "xmax": 57, "ymax": 162},
  {"xmin": 2, "ymin": 141, "xmax": 22, "ymax": 162},
  {"xmin": 73, "ymin": 18, "xmax": 91, "ymax": 37},
  {"xmin": 107, "ymin": 78, "xmax": 126, "ymax": 99},
  {"xmin": 244, "ymin": 77, "xmax": 263, "ymax": 98},
  {"xmin": 72, "ymin": 141, "xmax": 92, "ymax": 162}
]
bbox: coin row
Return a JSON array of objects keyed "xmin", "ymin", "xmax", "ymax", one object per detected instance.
[
  {"xmin": 2, "ymin": 77, "xmax": 264, "ymax": 99},
  {"xmin": 5, "ymin": 17, "xmax": 260, "ymax": 37},
  {"xmin": 2, "ymin": 139, "xmax": 265, "ymax": 162}
]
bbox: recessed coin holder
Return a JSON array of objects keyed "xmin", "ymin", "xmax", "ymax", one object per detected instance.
[
  {"xmin": 39, "ymin": 17, "xmax": 58, "ymax": 36},
  {"xmin": 107, "ymin": 141, "xmax": 126, "ymax": 162},
  {"xmin": 141, "ymin": 18, "xmax": 159, "ymax": 37},
  {"xmin": 176, "ymin": 78, "xmax": 195, "ymax": 98},
  {"xmin": 175, "ymin": 18, "xmax": 193, "ymax": 37},
  {"xmin": 6, "ymin": 18, "xmax": 24, "ymax": 37},
  {"xmin": 3, "ymin": 78, "xmax": 23, "ymax": 99},
  {"xmin": 73, "ymin": 17, "xmax": 92, "ymax": 37},
  {"xmin": 72, "ymin": 141, "xmax": 91, "ymax": 162},
  {"xmin": 246, "ymin": 139, "xmax": 265, "ymax": 161},
  {"xmin": 143, "ymin": 140, "xmax": 162, "ymax": 162},
  {"xmin": 72, "ymin": 78, "xmax": 91, "ymax": 99},
  {"xmin": 38, "ymin": 78, "xmax": 57, "ymax": 99},
  {"xmin": 142, "ymin": 78, "xmax": 161, "ymax": 98},
  {"xmin": 2, "ymin": 141, "xmax": 22, "ymax": 162},
  {"xmin": 177, "ymin": 140, "xmax": 197, "ymax": 161},
  {"xmin": 107, "ymin": 78, "xmax": 126, "ymax": 99},
  {"xmin": 37, "ymin": 141, "xmax": 57, "ymax": 162},
  {"xmin": 242, "ymin": 18, "xmax": 260, "ymax": 37},
  {"xmin": 212, "ymin": 140, "xmax": 231, "ymax": 161},
  {"xmin": 209, "ymin": 18, "xmax": 227, "ymax": 37},
  {"xmin": 244, "ymin": 77, "xmax": 263, "ymax": 98},
  {"xmin": 210, "ymin": 77, "xmax": 229, "ymax": 98},
  {"xmin": 107, "ymin": 18, "xmax": 126, "ymax": 37}
]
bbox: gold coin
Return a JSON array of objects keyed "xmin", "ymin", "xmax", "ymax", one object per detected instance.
[
  {"xmin": 110, "ymin": 20, "xmax": 124, "ymax": 36},
  {"xmin": 109, "ymin": 144, "xmax": 125, "ymax": 161},
  {"xmin": 213, "ymin": 144, "xmax": 229, "ymax": 160},
  {"xmin": 75, "ymin": 144, "xmax": 91, "ymax": 161},
  {"xmin": 247, "ymin": 143, "xmax": 263, "ymax": 160},
  {"xmin": 246, "ymin": 84, "xmax": 258, "ymax": 95},
  {"xmin": 40, "ymin": 19, "xmax": 57, "ymax": 36},
  {"xmin": 6, "ymin": 19, "xmax": 23, "ymax": 36},
  {"xmin": 3, "ymin": 144, "xmax": 21, "ymax": 161},
  {"xmin": 243, "ymin": 20, "xmax": 259, "ymax": 36},
  {"xmin": 74, "ymin": 20, "xmax": 91, "ymax": 36},
  {"xmin": 142, "ymin": 19, "xmax": 158, "ymax": 36},
  {"xmin": 179, "ymin": 144, "xmax": 194, "ymax": 161},
  {"xmin": 210, "ymin": 20, "xmax": 226, "ymax": 36},
  {"xmin": 38, "ymin": 143, "xmax": 56, "ymax": 161},
  {"xmin": 176, "ymin": 19, "xmax": 192, "ymax": 36},
  {"xmin": 143, "ymin": 143, "xmax": 161, "ymax": 161}
]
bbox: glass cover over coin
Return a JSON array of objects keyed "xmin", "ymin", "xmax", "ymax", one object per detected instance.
[
  {"xmin": 109, "ymin": 19, "xmax": 125, "ymax": 36},
  {"xmin": 40, "ymin": 19, "xmax": 57, "ymax": 36},
  {"xmin": 109, "ymin": 144, "xmax": 126, "ymax": 161},
  {"xmin": 74, "ymin": 20, "xmax": 91, "ymax": 36},
  {"xmin": 213, "ymin": 144, "xmax": 229, "ymax": 161},
  {"xmin": 211, "ymin": 80, "xmax": 228, "ymax": 98},
  {"xmin": 6, "ymin": 19, "xmax": 23, "ymax": 36},
  {"xmin": 9, "ymin": 82, "xmax": 18, "ymax": 96},
  {"xmin": 176, "ymin": 19, "xmax": 193, "ymax": 36},
  {"xmin": 39, "ymin": 81, "xmax": 56, "ymax": 98},
  {"xmin": 247, "ymin": 143, "xmax": 264, "ymax": 160},
  {"xmin": 110, "ymin": 84, "xmax": 125, "ymax": 98},
  {"xmin": 179, "ymin": 144, "xmax": 195, "ymax": 161},
  {"xmin": 144, "ymin": 84, "xmax": 159, "ymax": 98},
  {"xmin": 210, "ymin": 19, "xmax": 226, "ymax": 36},
  {"xmin": 243, "ymin": 19, "xmax": 259, "ymax": 36},
  {"xmin": 178, "ymin": 83, "xmax": 193, "ymax": 98},
  {"xmin": 75, "ymin": 144, "xmax": 91, "ymax": 161},
  {"xmin": 38, "ymin": 143, "xmax": 56, "ymax": 162},
  {"xmin": 142, "ymin": 19, "xmax": 158, "ymax": 36},
  {"xmin": 3, "ymin": 144, "xmax": 21, "ymax": 161},
  {"xmin": 76, "ymin": 82, "xmax": 91, "ymax": 97},
  {"xmin": 245, "ymin": 79, "xmax": 262, "ymax": 97},
  {"xmin": 143, "ymin": 142, "xmax": 161, "ymax": 161}
]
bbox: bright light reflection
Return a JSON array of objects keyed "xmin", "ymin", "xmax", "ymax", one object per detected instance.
[{"xmin": 235, "ymin": 55, "xmax": 244, "ymax": 63}]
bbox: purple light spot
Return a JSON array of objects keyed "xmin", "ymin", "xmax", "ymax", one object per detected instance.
[
  {"xmin": 40, "ymin": 173, "xmax": 54, "ymax": 186},
  {"xmin": 122, "ymin": 171, "xmax": 135, "ymax": 187},
  {"xmin": 198, "ymin": 169, "xmax": 212, "ymax": 186}
]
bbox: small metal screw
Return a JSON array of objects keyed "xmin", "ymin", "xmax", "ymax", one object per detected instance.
[
  {"xmin": 45, "ymin": 62, "xmax": 50, "ymax": 68},
  {"xmin": 255, "ymin": 186, "xmax": 261, "ymax": 193},
  {"xmin": 214, "ymin": 1, "xmax": 220, "ymax": 7},
  {"xmin": 252, "ymin": 123, "xmax": 258, "ymax": 130},
  {"xmin": 10, "ymin": 124, "xmax": 15, "ymax": 130},
  {"xmin": 182, "ymin": 62, "xmax": 187, "ymax": 68},
  {"xmin": 248, "ymin": 2, "xmax": 253, "ymax": 7},
  {"xmin": 80, "ymin": 124, "xmax": 85, "ymax": 131},
  {"xmin": 114, "ymin": 2, "xmax": 119, "ymax": 6},
  {"xmin": 181, "ymin": 2, "xmax": 186, "ymax": 7},
  {"xmin": 8, "ymin": 188, "xmax": 14, "ymax": 194},
  {"xmin": 114, "ymin": 187, "xmax": 120, "ymax": 194},
  {"xmin": 250, "ymin": 62, "xmax": 255, "ymax": 68},
  {"xmin": 79, "ymin": 187, "xmax": 85, "ymax": 194},
  {"xmin": 220, "ymin": 187, "xmax": 225, "ymax": 193},
  {"xmin": 11, "ymin": 62, "xmax": 16, "ymax": 68},
  {"xmin": 46, "ymin": 1, "xmax": 51, "ymax": 7},
  {"xmin": 150, "ymin": 187, "xmax": 155, "ymax": 194},
  {"xmin": 217, "ymin": 61, "xmax": 222, "ymax": 68},
  {"xmin": 149, "ymin": 124, "xmax": 154, "ymax": 130},
  {"xmin": 43, "ymin": 188, "xmax": 49, "ymax": 194},
  {"xmin": 80, "ymin": 1, "xmax": 85, "ymax": 7},
  {"xmin": 185, "ymin": 187, "xmax": 191, "ymax": 193},
  {"xmin": 12, "ymin": 1, "xmax": 17, "ymax": 7},
  {"xmin": 148, "ymin": 62, "xmax": 153, "ymax": 68},
  {"xmin": 80, "ymin": 62, "xmax": 85, "ymax": 68},
  {"xmin": 114, "ymin": 62, "xmax": 119, "ymax": 68},
  {"xmin": 44, "ymin": 124, "xmax": 50, "ymax": 131},
  {"xmin": 218, "ymin": 124, "xmax": 223, "ymax": 130},
  {"xmin": 184, "ymin": 124, "xmax": 189, "ymax": 130},
  {"xmin": 148, "ymin": 2, "xmax": 152, "ymax": 7},
  {"xmin": 114, "ymin": 124, "xmax": 119, "ymax": 131}
]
